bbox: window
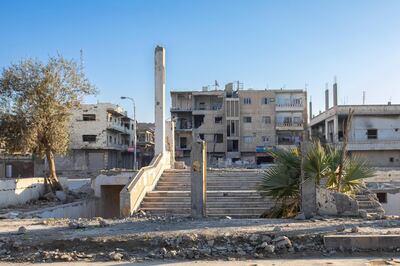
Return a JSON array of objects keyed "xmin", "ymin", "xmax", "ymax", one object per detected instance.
[
  {"xmin": 262, "ymin": 98, "xmax": 269, "ymax": 104},
  {"xmin": 199, "ymin": 134, "xmax": 204, "ymax": 140},
  {"xmin": 262, "ymin": 136, "xmax": 269, "ymax": 142},
  {"xmin": 243, "ymin": 116, "xmax": 252, "ymax": 123},
  {"xmin": 262, "ymin": 116, "xmax": 271, "ymax": 124},
  {"xmin": 109, "ymin": 136, "xmax": 112, "ymax": 143},
  {"xmin": 390, "ymin": 157, "xmax": 394, "ymax": 163},
  {"xmin": 215, "ymin": 116, "xmax": 222, "ymax": 124},
  {"xmin": 243, "ymin": 98, "xmax": 252, "ymax": 104},
  {"xmin": 376, "ymin": 192, "xmax": 387, "ymax": 204},
  {"xmin": 82, "ymin": 114, "xmax": 96, "ymax": 121},
  {"xmin": 82, "ymin": 135, "xmax": 96, "ymax": 142},
  {"xmin": 367, "ymin": 129, "xmax": 378, "ymax": 139},
  {"xmin": 180, "ymin": 137, "xmax": 187, "ymax": 149},
  {"xmin": 243, "ymin": 136, "xmax": 253, "ymax": 143},
  {"xmin": 214, "ymin": 134, "xmax": 223, "ymax": 143}
]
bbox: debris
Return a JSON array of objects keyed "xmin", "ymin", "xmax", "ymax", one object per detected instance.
[
  {"xmin": 225, "ymin": 216, "xmax": 232, "ymax": 220},
  {"xmin": 17, "ymin": 226, "xmax": 26, "ymax": 235},
  {"xmin": 272, "ymin": 236, "xmax": 292, "ymax": 249},
  {"xmin": 273, "ymin": 226, "xmax": 282, "ymax": 232},
  {"xmin": 351, "ymin": 226, "xmax": 359, "ymax": 233},
  {"xmin": 109, "ymin": 252, "xmax": 123, "ymax": 261},
  {"xmin": 336, "ymin": 224, "xmax": 346, "ymax": 232},
  {"xmin": 55, "ymin": 191, "xmax": 67, "ymax": 202},
  {"xmin": 294, "ymin": 212, "xmax": 306, "ymax": 220}
]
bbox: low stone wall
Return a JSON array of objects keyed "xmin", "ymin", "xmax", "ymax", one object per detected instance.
[
  {"xmin": 316, "ymin": 188, "xmax": 359, "ymax": 216},
  {"xmin": 25, "ymin": 199, "xmax": 98, "ymax": 219},
  {"xmin": 0, "ymin": 177, "xmax": 68, "ymax": 208},
  {"xmin": 120, "ymin": 152, "xmax": 171, "ymax": 217},
  {"xmin": 0, "ymin": 177, "xmax": 46, "ymax": 208}
]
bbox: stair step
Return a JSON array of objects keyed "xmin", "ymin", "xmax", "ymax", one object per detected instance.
[{"xmin": 142, "ymin": 202, "xmax": 272, "ymax": 208}]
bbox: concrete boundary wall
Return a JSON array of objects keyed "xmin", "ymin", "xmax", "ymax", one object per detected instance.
[
  {"xmin": 0, "ymin": 178, "xmax": 46, "ymax": 208},
  {"xmin": 25, "ymin": 199, "xmax": 98, "ymax": 219},
  {"xmin": 120, "ymin": 152, "xmax": 171, "ymax": 217}
]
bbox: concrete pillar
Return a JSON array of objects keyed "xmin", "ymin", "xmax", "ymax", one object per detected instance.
[
  {"xmin": 325, "ymin": 86, "xmax": 329, "ymax": 111},
  {"xmin": 300, "ymin": 139, "xmax": 316, "ymax": 218},
  {"xmin": 333, "ymin": 115, "xmax": 339, "ymax": 142},
  {"xmin": 333, "ymin": 80, "xmax": 338, "ymax": 107},
  {"xmin": 309, "ymin": 98, "xmax": 313, "ymax": 122},
  {"xmin": 155, "ymin": 46, "xmax": 166, "ymax": 156},
  {"xmin": 190, "ymin": 140, "xmax": 207, "ymax": 218}
]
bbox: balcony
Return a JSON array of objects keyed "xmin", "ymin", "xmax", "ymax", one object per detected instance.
[
  {"xmin": 171, "ymin": 107, "xmax": 193, "ymax": 112},
  {"xmin": 192, "ymin": 105, "xmax": 223, "ymax": 115},
  {"xmin": 107, "ymin": 123, "xmax": 130, "ymax": 134},
  {"xmin": 346, "ymin": 140, "xmax": 400, "ymax": 151},
  {"xmin": 276, "ymin": 103, "xmax": 304, "ymax": 111},
  {"xmin": 107, "ymin": 143, "xmax": 129, "ymax": 150},
  {"xmin": 275, "ymin": 122, "xmax": 304, "ymax": 131}
]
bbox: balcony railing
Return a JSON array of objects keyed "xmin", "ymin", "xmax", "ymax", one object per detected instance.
[
  {"xmin": 276, "ymin": 103, "xmax": 304, "ymax": 108},
  {"xmin": 171, "ymin": 107, "xmax": 193, "ymax": 112},
  {"xmin": 276, "ymin": 122, "xmax": 304, "ymax": 128}
]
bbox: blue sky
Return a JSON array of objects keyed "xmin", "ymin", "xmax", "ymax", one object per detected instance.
[{"xmin": 0, "ymin": 0, "xmax": 399, "ymax": 122}]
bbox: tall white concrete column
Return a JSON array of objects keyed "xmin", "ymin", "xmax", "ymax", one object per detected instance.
[{"xmin": 155, "ymin": 46, "xmax": 166, "ymax": 155}]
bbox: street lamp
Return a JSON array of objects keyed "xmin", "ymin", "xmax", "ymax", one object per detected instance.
[{"xmin": 120, "ymin": 96, "xmax": 137, "ymax": 170}]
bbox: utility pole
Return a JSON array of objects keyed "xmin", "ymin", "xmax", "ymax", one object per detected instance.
[{"xmin": 121, "ymin": 96, "xmax": 137, "ymax": 170}]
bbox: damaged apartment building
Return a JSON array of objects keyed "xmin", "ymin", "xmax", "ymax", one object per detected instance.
[
  {"xmin": 53, "ymin": 103, "xmax": 136, "ymax": 178},
  {"xmin": 309, "ymin": 80, "xmax": 400, "ymax": 167},
  {"xmin": 171, "ymin": 82, "xmax": 307, "ymax": 166}
]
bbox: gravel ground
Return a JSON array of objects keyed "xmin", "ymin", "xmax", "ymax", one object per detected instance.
[{"xmin": 1, "ymin": 215, "xmax": 400, "ymax": 263}]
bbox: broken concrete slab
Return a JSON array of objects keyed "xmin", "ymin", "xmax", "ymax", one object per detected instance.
[{"xmin": 324, "ymin": 234, "xmax": 400, "ymax": 250}]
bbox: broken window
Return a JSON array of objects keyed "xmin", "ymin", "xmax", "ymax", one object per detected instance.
[
  {"xmin": 367, "ymin": 129, "xmax": 378, "ymax": 139},
  {"xmin": 82, "ymin": 135, "xmax": 96, "ymax": 142},
  {"xmin": 390, "ymin": 157, "xmax": 394, "ymax": 163},
  {"xmin": 194, "ymin": 115, "xmax": 204, "ymax": 128},
  {"xmin": 243, "ymin": 116, "xmax": 252, "ymax": 123},
  {"xmin": 376, "ymin": 192, "xmax": 387, "ymax": 204},
  {"xmin": 199, "ymin": 134, "xmax": 204, "ymax": 140},
  {"xmin": 180, "ymin": 137, "xmax": 187, "ymax": 149},
  {"xmin": 227, "ymin": 139, "xmax": 239, "ymax": 152},
  {"xmin": 215, "ymin": 116, "xmax": 223, "ymax": 124},
  {"xmin": 82, "ymin": 114, "xmax": 96, "ymax": 121},
  {"xmin": 243, "ymin": 97, "xmax": 251, "ymax": 104},
  {"xmin": 214, "ymin": 134, "xmax": 223, "ymax": 143}
]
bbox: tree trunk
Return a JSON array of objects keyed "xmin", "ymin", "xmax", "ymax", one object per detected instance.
[{"xmin": 45, "ymin": 150, "xmax": 62, "ymax": 192}]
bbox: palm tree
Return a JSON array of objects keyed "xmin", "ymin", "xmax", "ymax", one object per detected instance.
[{"xmin": 258, "ymin": 141, "xmax": 375, "ymax": 217}]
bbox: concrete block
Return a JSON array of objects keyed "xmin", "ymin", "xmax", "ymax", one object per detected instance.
[
  {"xmin": 324, "ymin": 235, "xmax": 400, "ymax": 250},
  {"xmin": 190, "ymin": 140, "xmax": 207, "ymax": 218}
]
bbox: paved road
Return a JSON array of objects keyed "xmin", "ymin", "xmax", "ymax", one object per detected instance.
[{"xmin": 1, "ymin": 257, "xmax": 399, "ymax": 265}]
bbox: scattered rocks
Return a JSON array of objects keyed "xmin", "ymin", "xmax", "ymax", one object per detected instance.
[
  {"xmin": 272, "ymin": 236, "xmax": 292, "ymax": 249},
  {"xmin": 68, "ymin": 220, "xmax": 86, "ymax": 229},
  {"xmin": 351, "ymin": 226, "xmax": 359, "ymax": 233},
  {"xmin": 225, "ymin": 216, "xmax": 232, "ymax": 220},
  {"xmin": 97, "ymin": 217, "xmax": 110, "ymax": 227},
  {"xmin": 60, "ymin": 254, "xmax": 73, "ymax": 262},
  {"xmin": 273, "ymin": 226, "xmax": 282, "ymax": 232},
  {"xmin": 109, "ymin": 252, "xmax": 123, "ymax": 261},
  {"xmin": 17, "ymin": 226, "xmax": 26, "ymax": 235},
  {"xmin": 359, "ymin": 210, "xmax": 368, "ymax": 219},
  {"xmin": 336, "ymin": 224, "xmax": 346, "ymax": 232}
]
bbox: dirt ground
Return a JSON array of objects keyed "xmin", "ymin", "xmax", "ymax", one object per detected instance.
[{"xmin": 1, "ymin": 216, "xmax": 400, "ymax": 263}]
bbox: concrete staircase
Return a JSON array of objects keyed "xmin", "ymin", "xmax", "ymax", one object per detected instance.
[
  {"xmin": 140, "ymin": 169, "xmax": 273, "ymax": 218},
  {"xmin": 355, "ymin": 188, "xmax": 385, "ymax": 217}
]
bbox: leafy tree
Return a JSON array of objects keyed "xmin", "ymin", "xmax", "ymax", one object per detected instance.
[{"xmin": 0, "ymin": 56, "xmax": 96, "ymax": 191}]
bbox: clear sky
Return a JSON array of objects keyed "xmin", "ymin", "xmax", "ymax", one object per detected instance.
[{"xmin": 1, "ymin": 0, "xmax": 399, "ymax": 122}]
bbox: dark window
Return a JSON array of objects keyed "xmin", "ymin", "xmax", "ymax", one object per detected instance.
[
  {"xmin": 243, "ymin": 98, "xmax": 251, "ymax": 104},
  {"xmin": 243, "ymin": 116, "xmax": 252, "ymax": 123},
  {"xmin": 82, "ymin": 135, "xmax": 96, "ymax": 142},
  {"xmin": 199, "ymin": 134, "xmax": 204, "ymax": 140},
  {"xmin": 214, "ymin": 134, "xmax": 223, "ymax": 143},
  {"xmin": 82, "ymin": 114, "xmax": 96, "ymax": 121},
  {"xmin": 390, "ymin": 157, "xmax": 394, "ymax": 163},
  {"xmin": 367, "ymin": 129, "xmax": 378, "ymax": 139},
  {"xmin": 109, "ymin": 136, "xmax": 112, "ymax": 143},
  {"xmin": 180, "ymin": 137, "xmax": 187, "ymax": 149},
  {"xmin": 376, "ymin": 192, "xmax": 387, "ymax": 203},
  {"xmin": 215, "ymin": 116, "xmax": 223, "ymax": 124},
  {"xmin": 262, "ymin": 98, "xmax": 269, "ymax": 104}
]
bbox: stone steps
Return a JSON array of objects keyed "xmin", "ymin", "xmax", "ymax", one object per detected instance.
[{"xmin": 140, "ymin": 170, "xmax": 269, "ymax": 218}]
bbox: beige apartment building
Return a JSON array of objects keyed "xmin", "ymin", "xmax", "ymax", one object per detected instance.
[
  {"xmin": 171, "ymin": 83, "xmax": 307, "ymax": 166},
  {"xmin": 54, "ymin": 103, "xmax": 136, "ymax": 178}
]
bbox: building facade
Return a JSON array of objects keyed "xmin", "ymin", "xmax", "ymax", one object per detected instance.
[
  {"xmin": 171, "ymin": 83, "xmax": 307, "ymax": 166},
  {"xmin": 54, "ymin": 103, "xmax": 136, "ymax": 178},
  {"xmin": 310, "ymin": 104, "xmax": 400, "ymax": 167},
  {"xmin": 136, "ymin": 123, "xmax": 155, "ymax": 168}
]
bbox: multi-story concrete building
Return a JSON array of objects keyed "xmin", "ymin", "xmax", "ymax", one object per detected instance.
[
  {"xmin": 54, "ymin": 103, "xmax": 136, "ymax": 178},
  {"xmin": 309, "ymin": 81, "xmax": 400, "ymax": 167},
  {"xmin": 136, "ymin": 123, "xmax": 155, "ymax": 168},
  {"xmin": 171, "ymin": 83, "xmax": 307, "ymax": 166},
  {"xmin": 310, "ymin": 104, "xmax": 400, "ymax": 167}
]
